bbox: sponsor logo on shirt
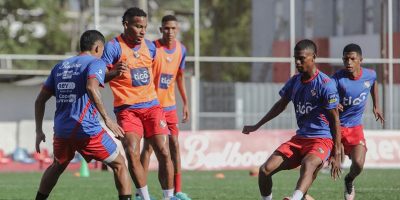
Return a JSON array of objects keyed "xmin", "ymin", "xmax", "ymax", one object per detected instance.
[
  {"xmin": 131, "ymin": 67, "xmax": 150, "ymax": 86},
  {"xmin": 159, "ymin": 73, "xmax": 173, "ymax": 89},
  {"xmin": 60, "ymin": 61, "xmax": 81, "ymax": 69},
  {"xmin": 296, "ymin": 102, "xmax": 318, "ymax": 115},
  {"xmin": 57, "ymin": 94, "xmax": 76, "ymax": 103},
  {"xmin": 328, "ymin": 94, "xmax": 338, "ymax": 104},
  {"xmin": 56, "ymin": 70, "xmax": 80, "ymax": 79},
  {"xmin": 311, "ymin": 89, "xmax": 317, "ymax": 96},
  {"xmin": 57, "ymin": 82, "xmax": 75, "ymax": 90},
  {"xmin": 342, "ymin": 92, "xmax": 367, "ymax": 106}
]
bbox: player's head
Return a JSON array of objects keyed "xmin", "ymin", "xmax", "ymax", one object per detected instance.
[
  {"xmin": 294, "ymin": 39, "xmax": 317, "ymax": 73},
  {"xmin": 122, "ymin": 7, "xmax": 147, "ymax": 45},
  {"xmin": 160, "ymin": 15, "xmax": 179, "ymax": 42},
  {"xmin": 80, "ymin": 30, "xmax": 105, "ymax": 58},
  {"xmin": 342, "ymin": 43, "xmax": 363, "ymax": 73}
]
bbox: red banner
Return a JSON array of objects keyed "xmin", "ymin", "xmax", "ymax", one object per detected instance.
[{"xmin": 146, "ymin": 130, "xmax": 400, "ymax": 170}]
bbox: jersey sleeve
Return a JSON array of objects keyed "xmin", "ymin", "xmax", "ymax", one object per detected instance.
[
  {"xmin": 145, "ymin": 39, "xmax": 156, "ymax": 59},
  {"xmin": 321, "ymin": 79, "xmax": 339, "ymax": 110},
  {"xmin": 43, "ymin": 66, "xmax": 56, "ymax": 94},
  {"xmin": 87, "ymin": 59, "xmax": 107, "ymax": 87},
  {"xmin": 101, "ymin": 39, "xmax": 121, "ymax": 69},
  {"xmin": 279, "ymin": 76, "xmax": 294, "ymax": 101},
  {"xmin": 179, "ymin": 44, "xmax": 187, "ymax": 70}
]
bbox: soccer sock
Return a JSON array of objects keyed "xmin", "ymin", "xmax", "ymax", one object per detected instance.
[
  {"xmin": 35, "ymin": 191, "xmax": 49, "ymax": 200},
  {"xmin": 291, "ymin": 190, "xmax": 304, "ymax": 200},
  {"xmin": 174, "ymin": 173, "xmax": 182, "ymax": 193},
  {"xmin": 119, "ymin": 195, "xmax": 132, "ymax": 200},
  {"xmin": 137, "ymin": 185, "xmax": 151, "ymax": 200},
  {"xmin": 260, "ymin": 194, "xmax": 272, "ymax": 200},
  {"xmin": 162, "ymin": 189, "xmax": 174, "ymax": 198}
]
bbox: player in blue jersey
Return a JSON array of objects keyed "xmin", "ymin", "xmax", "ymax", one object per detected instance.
[
  {"xmin": 332, "ymin": 43, "xmax": 384, "ymax": 200},
  {"xmin": 242, "ymin": 39, "xmax": 342, "ymax": 200},
  {"xmin": 34, "ymin": 30, "xmax": 132, "ymax": 200}
]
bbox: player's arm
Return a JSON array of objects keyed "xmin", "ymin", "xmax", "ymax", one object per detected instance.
[
  {"xmin": 86, "ymin": 78, "xmax": 124, "ymax": 139},
  {"xmin": 34, "ymin": 89, "xmax": 52, "ymax": 153},
  {"xmin": 242, "ymin": 96, "xmax": 290, "ymax": 134},
  {"xmin": 176, "ymin": 70, "xmax": 189, "ymax": 123},
  {"xmin": 326, "ymin": 107, "xmax": 342, "ymax": 180},
  {"xmin": 371, "ymin": 80, "xmax": 384, "ymax": 125}
]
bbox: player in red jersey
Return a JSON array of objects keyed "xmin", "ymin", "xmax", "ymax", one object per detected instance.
[{"xmin": 139, "ymin": 15, "xmax": 190, "ymax": 200}]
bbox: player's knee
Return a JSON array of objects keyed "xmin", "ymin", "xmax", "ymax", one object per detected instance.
[
  {"xmin": 125, "ymin": 148, "xmax": 140, "ymax": 162},
  {"xmin": 352, "ymin": 159, "xmax": 364, "ymax": 171},
  {"xmin": 260, "ymin": 164, "xmax": 272, "ymax": 176}
]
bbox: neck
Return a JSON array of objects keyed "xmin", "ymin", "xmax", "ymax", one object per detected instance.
[
  {"xmin": 121, "ymin": 34, "xmax": 139, "ymax": 48},
  {"xmin": 79, "ymin": 51, "xmax": 91, "ymax": 56},
  {"xmin": 348, "ymin": 67, "xmax": 361, "ymax": 79},
  {"xmin": 161, "ymin": 38, "xmax": 175, "ymax": 49},
  {"xmin": 301, "ymin": 66, "xmax": 317, "ymax": 81}
]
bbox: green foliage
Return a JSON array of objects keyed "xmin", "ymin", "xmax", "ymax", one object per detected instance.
[{"xmin": 0, "ymin": 0, "xmax": 70, "ymax": 69}]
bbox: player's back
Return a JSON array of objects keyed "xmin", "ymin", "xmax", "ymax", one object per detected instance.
[
  {"xmin": 45, "ymin": 55, "xmax": 105, "ymax": 138},
  {"xmin": 332, "ymin": 68, "xmax": 376, "ymax": 127}
]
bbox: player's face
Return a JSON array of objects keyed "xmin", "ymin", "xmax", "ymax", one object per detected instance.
[
  {"xmin": 123, "ymin": 16, "xmax": 147, "ymax": 45},
  {"xmin": 342, "ymin": 52, "xmax": 362, "ymax": 73},
  {"xmin": 294, "ymin": 49, "xmax": 315, "ymax": 73},
  {"xmin": 160, "ymin": 20, "xmax": 178, "ymax": 42}
]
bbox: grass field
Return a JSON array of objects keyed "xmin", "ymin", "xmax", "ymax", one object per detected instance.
[{"xmin": 0, "ymin": 168, "xmax": 399, "ymax": 199}]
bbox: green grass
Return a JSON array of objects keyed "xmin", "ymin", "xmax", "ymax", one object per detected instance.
[{"xmin": 0, "ymin": 169, "xmax": 399, "ymax": 199}]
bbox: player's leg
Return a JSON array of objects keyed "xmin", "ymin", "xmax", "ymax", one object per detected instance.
[
  {"xmin": 290, "ymin": 138, "xmax": 332, "ymax": 200},
  {"xmin": 84, "ymin": 130, "xmax": 132, "ymax": 199},
  {"xmin": 36, "ymin": 137, "xmax": 74, "ymax": 200},
  {"xmin": 148, "ymin": 134, "xmax": 174, "ymax": 197},
  {"xmin": 344, "ymin": 144, "xmax": 366, "ymax": 200},
  {"xmin": 140, "ymin": 138, "xmax": 154, "ymax": 175},
  {"xmin": 117, "ymin": 109, "xmax": 151, "ymax": 200},
  {"xmin": 258, "ymin": 152, "xmax": 288, "ymax": 199},
  {"xmin": 143, "ymin": 105, "xmax": 174, "ymax": 198}
]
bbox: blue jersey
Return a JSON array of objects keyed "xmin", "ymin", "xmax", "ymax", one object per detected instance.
[
  {"xmin": 43, "ymin": 54, "xmax": 106, "ymax": 138},
  {"xmin": 332, "ymin": 68, "xmax": 376, "ymax": 127},
  {"xmin": 279, "ymin": 70, "xmax": 339, "ymax": 138}
]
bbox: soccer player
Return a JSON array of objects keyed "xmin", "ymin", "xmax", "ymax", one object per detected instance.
[
  {"xmin": 34, "ymin": 30, "xmax": 132, "ymax": 200},
  {"xmin": 101, "ymin": 7, "xmax": 174, "ymax": 200},
  {"xmin": 242, "ymin": 39, "xmax": 342, "ymax": 200},
  {"xmin": 332, "ymin": 43, "xmax": 384, "ymax": 200},
  {"xmin": 139, "ymin": 15, "xmax": 190, "ymax": 200}
]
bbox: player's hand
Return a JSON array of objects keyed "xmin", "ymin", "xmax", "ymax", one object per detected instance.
[
  {"xmin": 242, "ymin": 125, "xmax": 259, "ymax": 135},
  {"xmin": 182, "ymin": 104, "xmax": 190, "ymax": 123},
  {"xmin": 114, "ymin": 62, "xmax": 129, "ymax": 76},
  {"xmin": 373, "ymin": 107, "xmax": 384, "ymax": 126},
  {"xmin": 105, "ymin": 118, "xmax": 125, "ymax": 140},
  {"xmin": 337, "ymin": 103, "xmax": 344, "ymax": 112},
  {"xmin": 329, "ymin": 151, "xmax": 342, "ymax": 180},
  {"xmin": 35, "ymin": 131, "xmax": 46, "ymax": 153}
]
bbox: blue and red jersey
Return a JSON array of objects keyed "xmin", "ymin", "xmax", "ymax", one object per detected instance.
[
  {"xmin": 101, "ymin": 35, "xmax": 159, "ymax": 112},
  {"xmin": 332, "ymin": 67, "xmax": 376, "ymax": 127},
  {"xmin": 152, "ymin": 39, "xmax": 186, "ymax": 111},
  {"xmin": 43, "ymin": 54, "xmax": 106, "ymax": 138},
  {"xmin": 279, "ymin": 70, "xmax": 339, "ymax": 138}
]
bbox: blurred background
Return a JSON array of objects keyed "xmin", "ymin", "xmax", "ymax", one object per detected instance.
[{"xmin": 0, "ymin": 0, "xmax": 399, "ymax": 169}]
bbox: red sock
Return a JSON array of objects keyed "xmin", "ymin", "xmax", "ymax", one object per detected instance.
[{"xmin": 174, "ymin": 173, "xmax": 182, "ymax": 193}]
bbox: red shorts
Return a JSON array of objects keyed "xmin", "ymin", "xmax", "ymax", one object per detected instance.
[
  {"xmin": 53, "ymin": 130, "xmax": 118, "ymax": 165},
  {"xmin": 164, "ymin": 109, "xmax": 179, "ymax": 135},
  {"xmin": 341, "ymin": 125, "xmax": 366, "ymax": 156},
  {"xmin": 116, "ymin": 105, "xmax": 168, "ymax": 138},
  {"xmin": 276, "ymin": 135, "xmax": 333, "ymax": 169}
]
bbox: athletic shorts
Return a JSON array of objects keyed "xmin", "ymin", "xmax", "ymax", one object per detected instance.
[
  {"xmin": 53, "ymin": 129, "xmax": 118, "ymax": 165},
  {"xmin": 275, "ymin": 135, "xmax": 333, "ymax": 169},
  {"xmin": 341, "ymin": 125, "xmax": 367, "ymax": 156},
  {"xmin": 164, "ymin": 109, "xmax": 179, "ymax": 136},
  {"xmin": 116, "ymin": 105, "xmax": 168, "ymax": 138}
]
